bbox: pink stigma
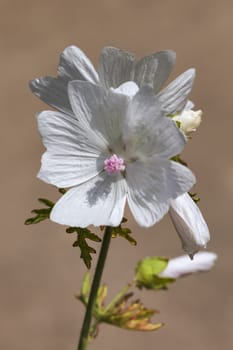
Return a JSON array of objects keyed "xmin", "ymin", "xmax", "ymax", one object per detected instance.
[{"xmin": 104, "ymin": 154, "xmax": 125, "ymax": 175}]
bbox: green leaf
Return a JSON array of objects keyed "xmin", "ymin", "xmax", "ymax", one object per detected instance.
[
  {"xmin": 111, "ymin": 217, "xmax": 137, "ymax": 246},
  {"xmin": 66, "ymin": 227, "xmax": 102, "ymax": 269},
  {"xmin": 25, "ymin": 189, "xmax": 65, "ymax": 226},
  {"xmin": 24, "ymin": 197, "xmax": 54, "ymax": 225},
  {"xmin": 38, "ymin": 198, "xmax": 54, "ymax": 207}
]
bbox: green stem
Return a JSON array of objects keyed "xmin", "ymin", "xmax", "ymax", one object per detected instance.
[{"xmin": 77, "ymin": 226, "xmax": 112, "ymax": 350}]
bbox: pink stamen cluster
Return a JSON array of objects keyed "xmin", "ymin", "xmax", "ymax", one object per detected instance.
[{"xmin": 104, "ymin": 154, "xmax": 126, "ymax": 175}]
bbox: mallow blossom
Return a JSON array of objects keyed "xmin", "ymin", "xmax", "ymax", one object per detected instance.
[
  {"xmin": 31, "ymin": 45, "xmax": 209, "ymax": 254},
  {"xmin": 37, "ymin": 80, "xmax": 195, "ymax": 228},
  {"xmin": 160, "ymin": 251, "xmax": 217, "ymax": 278}
]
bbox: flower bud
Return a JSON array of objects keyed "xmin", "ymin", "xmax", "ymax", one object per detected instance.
[
  {"xmin": 173, "ymin": 109, "xmax": 202, "ymax": 137},
  {"xmin": 135, "ymin": 257, "xmax": 174, "ymax": 290}
]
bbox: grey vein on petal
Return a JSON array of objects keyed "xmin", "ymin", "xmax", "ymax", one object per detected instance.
[
  {"xmin": 98, "ymin": 47, "xmax": 136, "ymax": 89},
  {"xmin": 134, "ymin": 50, "xmax": 176, "ymax": 93},
  {"xmin": 29, "ymin": 46, "xmax": 99, "ymax": 115},
  {"xmin": 157, "ymin": 68, "xmax": 196, "ymax": 115}
]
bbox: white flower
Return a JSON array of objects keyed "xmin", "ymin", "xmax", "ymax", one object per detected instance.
[
  {"xmin": 30, "ymin": 45, "xmax": 195, "ymax": 116},
  {"xmin": 173, "ymin": 107, "xmax": 202, "ymax": 137},
  {"xmin": 37, "ymin": 81, "xmax": 195, "ymax": 228},
  {"xmin": 169, "ymin": 192, "xmax": 210, "ymax": 257},
  {"xmin": 160, "ymin": 252, "xmax": 217, "ymax": 278}
]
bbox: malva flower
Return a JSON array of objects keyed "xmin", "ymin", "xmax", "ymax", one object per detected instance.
[
  {"xmin": 169, "ymin": 192, "xmax": 210, "ymax": 257},
  {"xmin": 29, "ymin": 45, "xmax": 195, "ymax": 118},
  {"xmin": 37, "ymin": 80, "xmax": 195, "ymax": 228},
  {"xmin": 160, "ymin": 251, "xmax": 217, "ymax": 278},
  {"xmin": 31, "ymin": 45, "xmax": 209, "ymax": 254}
]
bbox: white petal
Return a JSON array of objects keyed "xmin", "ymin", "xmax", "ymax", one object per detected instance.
[
  {"xmin": 29, "ymin": 46, "xmax": 99, "ymax": 114},
  {"xmin": 126, "ymin": 158, "xmax": 195, "ymax": 227},
  {"xmin": 37, "ymin": 110, "xmax": 104, "ymax": 187},
  {"xmin": 38, "ymin": 152, "xmax": 104, "ymax": 188},
  {"xmin": 50, "ymin": 173, "xmax": 127, "ymax": 227},
  {"xmin": 29, "ymin": 77, "xmax": 74, "ymax": 116},
  {"xmin": 166, "ymin": 161, "xmax": 196, "ymax": 199},
  {"xmin": 123, "ymin": 86, "xmax": 186, "ymax": 159},
  {"xmin": 185, "ymin": 100, "xmax": 195, "ymax": 110},
  {"xmin": 134, "ymin": 50, "xmax": 176, "ymax": 93},
  {"xmin": 169, "ymin": 192, "xmax": 210, "ymax": 257},
  {"xmin": 113, "ymin": 81, "xmax": 139, "ymax": 97},
  {"xmin": 68, "ymin": 81, "xmax": 129, "ymax": 154},
  {"xmin": 160, "ymin": 252, "xmax": 217, "ymax": 278},
  {"xmin": 157, "ymin": 69, "xmax": 195, "ymax": 114},
  {"xmin": 58, "ymin": 46, "xmax": 99, "ymax": 83},
  {"xmin": 98, "ymin": 47, "xmax": 136, "ymax": 88}
]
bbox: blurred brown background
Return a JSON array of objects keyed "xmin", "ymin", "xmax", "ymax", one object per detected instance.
[{"xmin": 1, "ymin": 0, "xmax": 232, "ymax": 349}]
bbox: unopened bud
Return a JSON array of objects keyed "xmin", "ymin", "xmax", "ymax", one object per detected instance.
[{"xmin": 173, "ymin": 109, "xmax": 202, "ymax": 136}]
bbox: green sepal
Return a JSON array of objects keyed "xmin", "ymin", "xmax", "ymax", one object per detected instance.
[
  {"xmin": 135, "ymin": 257, "xmax": 175, "ymax": 290},
  {"xmin": 171, "ymin": 154, "xmax": 188, "ymax": 166},
  {"xmin": 66, "ymin": 227, "xmax": 101, "ymax": 269}
]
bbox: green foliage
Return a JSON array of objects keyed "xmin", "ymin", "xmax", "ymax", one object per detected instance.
[
  {"xmin": 111, "ymin": 217, "xmax": 137, "ymax": 246},
  {"xmin": 25, "ymin": 194, "xmax": 102, "ymax": 269},
  {"xmin": 66, "ymin": 227, "xmax": 102, "ymax": 269},
  {"xmin": 77, "ymin": 276, "xmax": 162, "ymax": 334},
  {"xmin": 135, "ymin": 257, "xmax": 175, "ymax": 290},
  {"xmin": 24, "ymin": 198, "xmax": 54, "ymax": 225}
]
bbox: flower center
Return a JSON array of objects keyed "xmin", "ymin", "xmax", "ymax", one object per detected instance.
[{"xmin": 104, "ymin": 154, "xmax": 126, "ymax": 175}]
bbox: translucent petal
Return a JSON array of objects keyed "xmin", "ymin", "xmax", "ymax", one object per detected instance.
[
  {"xmin": 126, "ymin": 158, "xmax": 195, "ymax": 227},
  {"xmin": 57, "ymin": 46, "xmax": 99, "ymax": 83},
  {"xmin": 169, "ymin": 192, "xmax": 210, "ymax": 257},
  {"xmin": 98, "ymin": 47, "xmax": 136, "ymax": 88},
  {"xmin": 29, "ymin": 46, "xmax": 98, "ymax": 114},
  {"xmin": 134, "ymin": 50, "xmax": 176, "ymax": 93},
  {"xmin": 157, "ymin": 69, "xmax": 195, "ymax": 114},
  {"xmin": 160, "ymin": 252, "xmax": 217, "ymax": 278},
  {"xmin": 123, "ymin": 86, "xmax": 186, "ymax": 159},
  {"xmin": 29, "ymin": 77, "xmax": 74, "ymax": 116},
  {"xmin": 50, "ymin": 173, "xmax": 127, "ymax": 227},
  {"xmin": 68, "ymin": 81, "xmax": 128, "ymax": 154}
]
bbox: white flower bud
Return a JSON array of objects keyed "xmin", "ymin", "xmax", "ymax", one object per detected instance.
[{"xmin": 173, "ymin": 109, "xmax": 202, "ymax": 136}]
